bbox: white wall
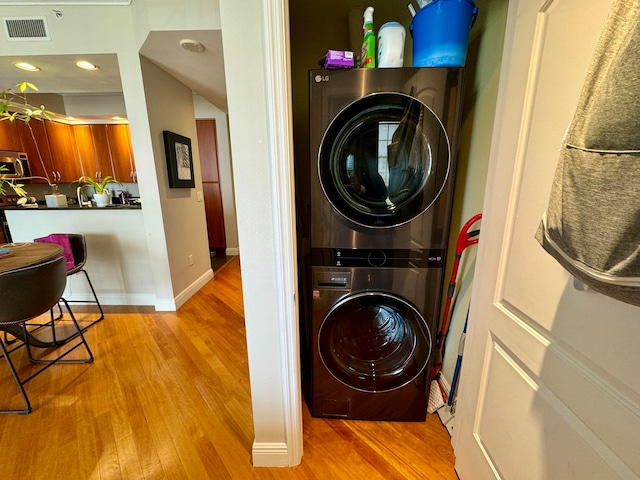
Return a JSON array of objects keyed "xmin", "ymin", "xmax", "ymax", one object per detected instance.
[
  {"xmin": 140, "ymin": 56, "xmax": 213, "ymax": 305},
  {"xmin": 439, "ymin": 0, "xmax": 509, "ymax": 400},
  {"xmin": 0, "ymin": 2, "xmax": 217, "ymax": 310},
  {"xmin": 6, "ymin": 209, "xmax": 155, "ymax": 305},
  {"xmin": 134, "ymin": 0, "xmax": 221, "ymax": 31},
  {"xmin": 219, "ymin": 0, "xmax": 301, "ymax": 467},
  {"xmin": 4, "ymin": 0, "xmax": 301, "ymax": 467}
]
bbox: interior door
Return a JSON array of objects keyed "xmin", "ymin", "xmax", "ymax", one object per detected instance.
[
  {"xmin": 196, "ymin": 119, "xmax": 226, "ymax": 250},
  {"xmin": 453, "ymin": 1, "xmax": 640, "ymax": 479}
]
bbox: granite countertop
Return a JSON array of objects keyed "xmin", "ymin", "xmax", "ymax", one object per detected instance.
[{"xmin": 0, "ymin": 203, "xmax": 142, "ymax": 211}]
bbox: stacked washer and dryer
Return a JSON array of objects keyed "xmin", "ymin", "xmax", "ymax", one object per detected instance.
[{"xmin": 301, "ymin": 67, "xmax": 464, "ymax": 421}]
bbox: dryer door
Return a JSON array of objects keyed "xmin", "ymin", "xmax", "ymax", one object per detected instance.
[
  {"xmin": 319, "ymin": 92, "xmax": 450, "ymax": 228},
  {"xmin": 318, "ymin": 291, "xmax": 432, "ymax": 392}
]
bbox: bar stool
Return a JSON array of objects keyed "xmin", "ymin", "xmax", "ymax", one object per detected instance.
[{"xmin": 0, "ymin": 256, "xmax": 94, "ymax": 414}]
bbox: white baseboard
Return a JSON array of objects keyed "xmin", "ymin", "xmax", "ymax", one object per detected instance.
[
  {"xmin": 64, "ymin": 292, "xmax": 156, "ymax": 306},
  {"xmin": 65, "ymin": 268, "xmax": 214, "ymax": 312},
  {"xmin": 174, "ymin": 268, "xmax": 214, "ymax": 309},
  {"xmin": 252, "ymin": 441, "xmax": 291, "ymax": 467},
  {"xmin": 226, "ymin": 247, "xmax": 239, "ymax": 256}
]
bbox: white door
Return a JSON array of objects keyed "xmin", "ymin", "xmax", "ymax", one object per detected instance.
[{"xmin": 453, "ymin": 1, "xmax": 640, "ymax": 479}]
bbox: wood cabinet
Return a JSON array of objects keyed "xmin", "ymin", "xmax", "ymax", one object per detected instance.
[
  {"xmin": 106, "ymin": 124, "xmax": 136, "ymax": 183},
  {"xmin": 73, "ymin": 125, "xmax": 99, "ymax": 179},
  {"xmin": 15, "ymin": 120, "xmax": 55, "ymax": 184},
  {"xmin": 88, "ymin": 124, "xmax": 112, "ymax": 181},
  {"xmin": 0, "ymin": 120, "xmax": 22, "ymax": 152},
  {"xmin": 0, "ymin": 118, "xmax": 137, "ymax": 185},
  {"xmin": 45, "ymin": 121, "xmax": 84, "ymax": 183}
]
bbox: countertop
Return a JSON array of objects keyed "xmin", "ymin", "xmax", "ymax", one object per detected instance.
[{"xmin": 0, "ymin": 204, "xmax": 142, "ymax": 211}]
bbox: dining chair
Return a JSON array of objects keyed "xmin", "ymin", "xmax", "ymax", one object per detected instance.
[
  {"xmin": 0, "ymin": 256, "xmax": 94, "ymax": 414},
  {"xmin": 35, "ymin": 233, "xmax": 104, "ymax": 332}
]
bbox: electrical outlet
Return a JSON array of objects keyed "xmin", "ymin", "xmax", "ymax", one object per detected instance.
[
  {"xmin": 188, "ymin": 254, "xmax": 194, "ymax": 266},
  {"xmin": 196, "ymin": 191, "xmax": 203, "ymax": 202}
]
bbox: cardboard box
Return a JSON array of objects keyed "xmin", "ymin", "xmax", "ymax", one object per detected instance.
[{"xmin": 324, "ymin": 50, "xmax": 354, "ymax": 69}]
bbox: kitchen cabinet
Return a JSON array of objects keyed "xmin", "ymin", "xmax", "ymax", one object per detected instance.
[
  {"xmin": 45, "ymin": 121, "xmax": 84, "ymax": 183},
  {"xmin": 1, "ymin": 118, "xmax": 136, "ymax": 185},
  {"xmin": 73, "ymin": 124, "xmax": 118, "ymax": 182},
  {"xmin": 90, "ymin": 124, "xmax": 136, "ymax": 183},
  {"xmin": 106, "ymin": 124, "xmax": 137, "ymax": 183},
  {"xmin": 88, "ymin": 124, "xmax": 113, "ymax": 181},
  {"xmin": 0, "ymin": 120, "xmax": 23, "ymax": 152},
  {"xmin": 15, "ymin": 120, "xmax": 55, "ymax": 184},
  {"xmin": 72, "ymin": 125, "xmax": 100, "ymax": 180}
]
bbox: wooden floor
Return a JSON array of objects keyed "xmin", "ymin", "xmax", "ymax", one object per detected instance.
[{"xmin": 0, "ymin": 257, "xmax": 457, "ymax": 479}]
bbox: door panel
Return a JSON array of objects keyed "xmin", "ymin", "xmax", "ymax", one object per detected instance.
[
  {"xmin": 453, "ymin": 1, "xmax": 640, "ymax": 479},
  {"xmin": 197, "ymin": 120, "xmax": 226, "ymax": 250},
  {"xmin": 73, "ymin": 125, "xmax": 98, "ymax": 178},
  {"xmin": 202, "ymin": 182, "xmax": 226, "ymax": 249},
  {"xmin": 106, "ymin": 124, "xmax": 136, "ymax": 182},
  {"xmin": 0, "ymin": 119, "xmax": 21, "ymax": 151},
  {"xmin": 45, "ymin": 121, "xmax": 83, "ymax": 182}
]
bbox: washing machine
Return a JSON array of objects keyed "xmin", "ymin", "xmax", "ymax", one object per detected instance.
[
  {"xmin": 306, "ymin": 255, "xmax": 442, "ymax": 421},
  {"xmin": 303, "ymin": 67, "xmax": 464, "ymax": 421},
  {"xmin": 309, "ymin": 67, "xmax": 464, "ymax": 251}
]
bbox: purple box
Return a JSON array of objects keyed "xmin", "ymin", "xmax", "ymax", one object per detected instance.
[{"xmin": 324, "ymin": 50, "xmax": 354, "ymax": 69}]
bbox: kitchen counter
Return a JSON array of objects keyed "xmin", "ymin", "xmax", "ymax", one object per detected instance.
[
  {"xmin": 4, "ymin": 207, "xmax": 154, "ymax": 306},
  {"xmin": 0, "ymin": 204, "xmax": 142, "ymax": 211}
]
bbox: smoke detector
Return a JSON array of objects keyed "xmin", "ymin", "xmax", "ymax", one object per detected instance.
[{"xmin": 180, "ymin": 39, "xmax": 205, "ymax": 53}]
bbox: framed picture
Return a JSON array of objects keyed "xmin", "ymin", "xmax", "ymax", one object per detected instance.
[{"xmin": 163, "ymin": 130, "xmax": 195, "ymax": 188}]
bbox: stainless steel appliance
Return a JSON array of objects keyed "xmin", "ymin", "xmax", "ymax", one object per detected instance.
[
  {"xmin": 307, "ymin": 260, "xmax": 441, "ymax": 421},
  {"xmin": 302, "ymin": 67, "xmax": 464, "ymax": 421},
  {"xmin": 309, "ymin": 67, "xmax": 463, "ymax": 250},
  {"xmin": 0, "ymin": 151, "xmax": 31, "ymax": 178}
]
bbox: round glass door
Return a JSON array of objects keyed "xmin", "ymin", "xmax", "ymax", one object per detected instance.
[
  {"xmin": 318, "ymin": 92, "xmax": 450, "ymax": 228},
  {"xmin": 318, "ymin": 291, "xmax": 432, "ymax": 392}
]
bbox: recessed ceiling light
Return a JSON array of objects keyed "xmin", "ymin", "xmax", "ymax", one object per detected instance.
[
  {"xmin": 14, "ymin": 62, "xmax": 40, "ymax": 72},
  {"xmin": 75, "ymin": 60, "xmax": 99, "ymax": 71},
  {"xmin": 180, "ymin": 39, "xmax": 205, "ymax": 53}
]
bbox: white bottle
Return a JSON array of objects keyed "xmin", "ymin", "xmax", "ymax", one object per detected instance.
[{"xmin": 377, "ymin": 22, "xmax": 406, "ymax": 68}]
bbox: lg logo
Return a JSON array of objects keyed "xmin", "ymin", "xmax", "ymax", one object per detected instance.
[{"xmin": 314, "ymin": 74, "xmax": 330, "ymax": 83}]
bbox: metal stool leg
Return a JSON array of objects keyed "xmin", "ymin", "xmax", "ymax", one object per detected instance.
[{"xmin": 0, "ymin": 339, "xmax": 32, "ymax": 414}]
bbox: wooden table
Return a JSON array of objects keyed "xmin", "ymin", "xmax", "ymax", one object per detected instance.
[{"xmin": 0, "ymin": 242, "xmax": 64, "ymax": 274}]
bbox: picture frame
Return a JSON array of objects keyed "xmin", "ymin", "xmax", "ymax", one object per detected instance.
[{"xmin": 163, "ymin": 130, "xmax": 195, "ymax": 188}]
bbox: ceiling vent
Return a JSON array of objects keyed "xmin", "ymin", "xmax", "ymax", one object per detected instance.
[{"xmin": 3, "ymin": 17, "xmax": 50, "ymax": 41}]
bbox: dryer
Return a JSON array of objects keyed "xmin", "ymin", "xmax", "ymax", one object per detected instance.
[{"xmin": 309, "ymin": 67, "xmax": 464, "ymax": 251}]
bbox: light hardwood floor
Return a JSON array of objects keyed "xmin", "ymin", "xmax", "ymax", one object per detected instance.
[{"xmin": 0, "ymin": 257, "xmax": 457, "ymax": 479}]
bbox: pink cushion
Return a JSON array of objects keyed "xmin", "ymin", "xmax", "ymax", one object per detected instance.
[{"xmin": 34, "ymin": 234, "xmax": 75, "ymax": 271}]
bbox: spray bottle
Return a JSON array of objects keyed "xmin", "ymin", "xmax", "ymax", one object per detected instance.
[{"xmin": 360, "ymin": 6, "xmax": 375, "ymax": 68}]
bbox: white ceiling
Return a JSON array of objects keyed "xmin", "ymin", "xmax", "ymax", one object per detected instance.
[
  {"xmin": 140, "ymin": 30, "xmax": 227, "ymax": 111},
  {"xmin": 1, "ymin": 53, "xmax": 123, "ymax": 94},
  {"xmin": 0, "ymin": 0, "xmax": 130, "ymax": 4},
  {"xmin": 1, "ymin": 29, "xmax": 227, "ymax": 116}
]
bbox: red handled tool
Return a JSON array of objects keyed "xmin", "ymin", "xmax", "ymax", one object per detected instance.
[{"xmin": 431, "ymin": 213, "xmax": 482, "ymax": 379}]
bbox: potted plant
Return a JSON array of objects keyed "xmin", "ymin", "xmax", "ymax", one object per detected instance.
[
  {"xmin": 0, "ymin": 82, "xmax": 52, "ymax": 196},
  {"xmin": 77, "ymin": 175, "xmax": 122, "ymax": 207}
]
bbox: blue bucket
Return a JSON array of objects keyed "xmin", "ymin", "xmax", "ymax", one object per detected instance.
[{"xmin": 410, "ymin": 0, "xmax": 478, "ymax": 67}]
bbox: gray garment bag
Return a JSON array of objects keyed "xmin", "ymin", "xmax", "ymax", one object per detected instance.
[{"xmin": 536, "ymin": 0, "xmax": 640, "ymax": 306}]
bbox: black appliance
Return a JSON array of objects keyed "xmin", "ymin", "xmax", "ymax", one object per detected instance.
[{"xmin": 302, "ymin": 68, "xmax": 464, "ymax": 421}]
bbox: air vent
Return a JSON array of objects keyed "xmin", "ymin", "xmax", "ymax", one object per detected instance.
[{"xmin": 3, "ymin": 17, "xmax": 50, "ymax": 41}]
